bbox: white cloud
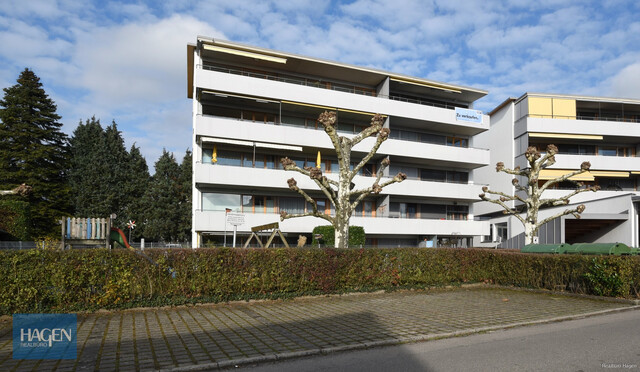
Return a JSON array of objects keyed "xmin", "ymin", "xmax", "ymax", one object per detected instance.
[
  {"xmin": 71, "ymin": 14, "xmax": 223, "ymax": 105},
  {"xmin": 609, "ymin": 63, "xmax": 640, "ymax": 99}
]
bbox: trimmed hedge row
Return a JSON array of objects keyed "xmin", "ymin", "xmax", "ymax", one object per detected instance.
[{"xmin": 1, "ymin": 247, "xmax": 639, "ymax": 314}]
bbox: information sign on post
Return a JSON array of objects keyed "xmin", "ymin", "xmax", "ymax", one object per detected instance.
[{"xmin": 226, "ymin": 213, "xmax": 244, "ymax": 247}]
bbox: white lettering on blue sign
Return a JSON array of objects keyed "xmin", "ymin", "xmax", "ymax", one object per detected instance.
[{"xmin": 455, "ymin": 108, "xmax": 483, "ymax": 124}]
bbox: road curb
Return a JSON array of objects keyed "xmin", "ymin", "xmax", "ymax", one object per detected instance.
[{"xmin": 161, "ymin": 304, "xmax": 640, "ymax": 371}]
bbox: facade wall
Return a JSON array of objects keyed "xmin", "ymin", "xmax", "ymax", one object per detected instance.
[
  {"xmin": 476, "ymin": 93, "xmax": 640, "ymax": 247},
  {"xmin": 190, "ymin": 38, "xmax": 490, "ymax": 247}
]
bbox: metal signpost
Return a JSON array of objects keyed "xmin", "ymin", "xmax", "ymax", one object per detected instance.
[{"xmin": 226, "ymin": 213, "xmax": 245, "ymax": 247}]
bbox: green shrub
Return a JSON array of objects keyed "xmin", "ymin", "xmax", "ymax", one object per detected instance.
[
  {"xmin": 583, "ymin": 258, "xmax": 627, "ymax": 297},
  {"xmin": 311, "ymin": 225, "xmax": 365, "ymax": 247},
  {"xmin": 1, "ymin": 248, "xmax": 639, "ymax": 314},
  {"xmin": 0, "ymin": 199, "xmax": 32, "ymax": 240}
]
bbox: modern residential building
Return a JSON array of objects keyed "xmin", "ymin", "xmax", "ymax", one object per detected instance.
[
  {"xmin": 187, "ymin": 37, "xmax": 491, "ymax": 248},
  {"xmin": 474, "ymin": 93, "xmax": 640, "ymax": 247}
]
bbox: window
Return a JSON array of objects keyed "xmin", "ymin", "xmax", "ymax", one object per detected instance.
[
  {"xmin": 447, "ymin": 136, "xmax": 468, "ymax": 147},
  {"xmin": 202, "ymin": 193, "xmax": 240, "ymax": 211},
  {"xmin": 202, "ymin": 148, "xmax": 213, "ymax": 163},
  {"xmin": 420, "ymin": 204, "xmax": 446, "ymax": 219},
  {"xmin": 446, "ymin": 205, "xmax": 468, "ymax": 220},
  {"xmin": 280, "ymin": 197, "xmax": 305, "ymax": 214},
  {"xmin": 400, "ymin": 203, "xmax": 417, "ymax": 218},
  {"xmin": 421, "ymin": 169, "xmax": 446, "ymax": 182},
  {"xmin": 420, "ymin": 169, "xmax": 468, "ymax": 183},
  {"xmin": 242, "ymin": 154, "xmax": 253, "ymax": 168},
  {"xmin": 390, "ymin": 165, "xmax": 418, "ymax": 179},
  {"xmin": 447, "ymin": 171, "xmax": 468, "ymax": 183},
  {"xmin": 363, "ymin": 163, "xmax": 376, "ymax": 177},
  {"xmin": 266, "ymin": 155, "xmax": 277, "ymax": 169},
  {"xmin": 217, "ymin": 151, "xmax": 242, "ymax": 166},
  {"xmin": 421, "ymin": 133, "xmax": 446, "ymax": 145},
  {"xmin": 355, "ymin": 200, "xmax": 376, "ymax": 217}
]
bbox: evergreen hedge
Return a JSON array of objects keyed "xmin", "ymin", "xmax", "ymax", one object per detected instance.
[
  {"xmin": 1, "ymin": 248, "xmax": 638, "ymax": 314},
  {"xmin": 0, "ymin": 200, "xmax": 32, "ymax": 240}
]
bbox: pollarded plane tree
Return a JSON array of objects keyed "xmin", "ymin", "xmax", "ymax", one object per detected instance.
[
  {"xmin": 280, "ymin": 111, "xmax": 406, "ymax": 248},
  {"xmin": 479, "ymin": 144, "xmax": 599, "ymax": 245}
]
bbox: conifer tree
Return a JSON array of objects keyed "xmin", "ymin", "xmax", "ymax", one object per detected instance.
[
  {"xmin": 0, "ymin": 68, "xmax": 71, "ymax": 237},
  {"xmin": 177, "ymin": 149, "xmax": 192, "ymax": 242},
  {"xmin": 123, "ymin": 144, "xmax": 150, "ymax": 240},
  {"xmin": 142, "ymin": 150, "xmax": 182, "ymax": 242},
  {"xmin": 69, "ymin": 117, "xmax": 109, "ymax": 216},
  {"xmin": 69, "ymin": 118, "xmax": 150, "ymax": 241}
]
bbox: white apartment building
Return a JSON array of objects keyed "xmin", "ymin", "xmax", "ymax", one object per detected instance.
[
  {"xmin": 474, "ymin": 93, "xmax": 640, "ymax": 247},
  {"xmin": 187, "ymin": 37, "xmax": 491, "ymax": 248}
]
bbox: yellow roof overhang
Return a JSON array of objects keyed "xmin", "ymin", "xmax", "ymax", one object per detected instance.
[
  {"xmin": 539, "ymin": 169, "xmax": 594, "ymax": 181},
  {"xmin": 590, "ymin": 171, "xmax": 630, "ymax": 178},
  {"xmin": 389, "ymin": 77, "xmax": 461, "ymax": 94},
  {"xmin": 202, "ymin": 44, "xmax": 287, "ymax": 64},
  {"xmin": 539, "ymin": 169, "xmax": 631, "ymax": 181}
]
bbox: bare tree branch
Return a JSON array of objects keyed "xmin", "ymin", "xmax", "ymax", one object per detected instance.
[
  {"xmin": 350, "ymin": 114, "xmax": 385, "ymax": 147},
  {"xmin": 481, "ymin": 186, "xmax": 527, "ymax": 204},
  {"xmin": 282, "ymin": 111, "xmax": 405, "ymax": 248},
  {"xmin": 537, "ymin": 204, "xmax": 586, "ymax": 227},
  {"xmin": 0, "ymin": 184, "xmax": 32, "ymax": 197},
  {"xmin": 539, "ymin": 185, "xmax": 599, "ymax": 208},
  {"xmin": 479, "ymin": 193, "xmax": 527, "ymax": 225},
  {"xmin": 538, "ymin": 161, "xmax": 592, "ymax": 193},
  {"xmin": 351, "ymin": 170, "xmax": 406, "ymax": 211},
  {"xmin": 479, "ymin": 144, "xmax": 597, "ymax": 245}
]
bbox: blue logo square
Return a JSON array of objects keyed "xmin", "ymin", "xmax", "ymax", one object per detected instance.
[{"xmin": 13, "ymin": 314, "xmax": 77, "ymax": 359}]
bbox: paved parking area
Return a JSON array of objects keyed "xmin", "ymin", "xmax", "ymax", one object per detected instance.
[{"xmin": 0, "ymin": 287, "xmax": 636, "ymax": 371}]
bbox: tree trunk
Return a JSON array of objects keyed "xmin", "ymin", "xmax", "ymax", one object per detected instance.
[
  {"xmin": 334, "ymin": 215, "xmax": 350, "ymax": 249},
  {"xmin": 524, "ymin": 223, "xmax": 536, "ymax": 245}
]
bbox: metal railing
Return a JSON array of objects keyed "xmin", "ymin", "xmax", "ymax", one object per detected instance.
[
  {"xmin": 516, "ymin": 114, "xmax": 640, "ymax": 124},
  {"xmin": 200, "ymin": 64, "xmax": 464, "ymax": 111}
]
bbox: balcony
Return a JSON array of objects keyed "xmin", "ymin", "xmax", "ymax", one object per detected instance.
[
  {"xmin": 515, "ymin": 116, "xmax": 640, "ymax": 139},
  {"xmin": 194, "ymin": 163, "xmax": 484, "ymax": 201},
  {"xmin": 194, "ymin": 115, "xmax": 489, "ymax": 168},
  {"xmin": 195, "ymin": 67, "xmax": 489, "ymax": 134},
  {"xmin": 515, "ymin": 153, "xmax": 640, "ymax": 173},
  {"xmin": 193, "ymin": 210, "xmax": 487, "ymax": 236},
  {"xmin": 202, "ymin": 64, "xmax": 466, "ymax": 110}
]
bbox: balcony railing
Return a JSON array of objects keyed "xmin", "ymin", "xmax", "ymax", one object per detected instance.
[
  {"xmin": 200, "ymin": 64, "xmax": 465, "ymax": 110},
  {"xmin": 194, "ymin": 209, "xmax": 468, "ymax": 221},
  {"xmin": 517, "ymin": 114, "xmax": 640, "ymax": 123},
  {"xmin": 198, "ymin": 113, "xmax": 487, "ymax": 150}
]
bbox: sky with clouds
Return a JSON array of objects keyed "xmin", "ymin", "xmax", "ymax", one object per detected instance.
[{"xmin": 1, "ymin": 0, "xmax": 639, "ymax": 168}]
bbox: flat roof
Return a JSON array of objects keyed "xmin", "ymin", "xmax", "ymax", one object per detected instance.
[{"xmin": 189, "ymin": 37, "xmax": 488, "ymax": 102}]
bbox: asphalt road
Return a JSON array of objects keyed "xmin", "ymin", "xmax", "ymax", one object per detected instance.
[{"xmin": 236, "ymin": 309, "xmax": 640, "ymax": 372}]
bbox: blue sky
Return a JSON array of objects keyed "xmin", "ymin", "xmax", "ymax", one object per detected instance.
[{"xmin": 1, "ymin": 0, "xmax": 639, "ymax": 167}]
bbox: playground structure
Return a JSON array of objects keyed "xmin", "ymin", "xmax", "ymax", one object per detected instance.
[
  {"xmin": 243, "ymin": 222, "xmax": 290, "ymax": 248},
  {"xmin": 61, "ymin": 216, "xmax": 164, "ymax": 269},
  {"xmin": 61, "ymin": 217, "xmax": 133, "ymax": 250}
]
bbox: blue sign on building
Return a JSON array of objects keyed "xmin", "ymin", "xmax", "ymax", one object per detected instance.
[{"xmin": 13, "ymin": 314, "xmax": 77, "ymax": 360}]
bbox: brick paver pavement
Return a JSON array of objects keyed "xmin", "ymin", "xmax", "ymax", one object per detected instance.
[{"xmin": 0, "ymin": 287, "xmax": 637, "ymax": 371}]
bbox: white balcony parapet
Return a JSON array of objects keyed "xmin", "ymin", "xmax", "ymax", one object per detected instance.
[
  {"xmin": 195, "ymin": 116, "xmax": 489, "ymax": 168},
  {"xmin": 195, "ymin": 163, "xmax": 483, "ymax": 201},
  {"xmin": 195, "ymin": 68, "xmax": 489, "ymax": 134},
  {"xmin": 193, "ymin": 210, "xmax": 487, "ymax": 236}
]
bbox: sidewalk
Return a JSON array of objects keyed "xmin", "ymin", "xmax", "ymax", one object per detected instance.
[{"xmin": 0, "ymin": 287, "xmax": 637, "ymax": 371}]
